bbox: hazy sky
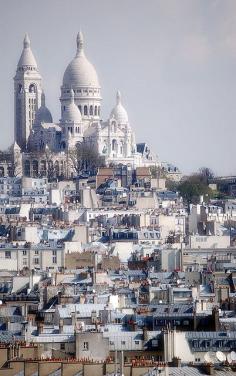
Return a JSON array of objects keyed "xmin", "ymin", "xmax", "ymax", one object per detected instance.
[{"xmin": 1, "ymin": 0, "xmax": 236, "ymax": 176}]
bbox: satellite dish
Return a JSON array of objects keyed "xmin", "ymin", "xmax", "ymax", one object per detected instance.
[
  {"xmin": 227, "ymin": 353, "xmax": 232, "ymax": 364},
  {"xmin": 231, "ymin": 351, "xmax": 236, "ymax": 361},
  {"xmin": 204, "ymin": 352, "xmax": 217, "ymax": 363},
  {"xmin": 216, "ymin": 351, "xmax": 226, "ymax": 362}
]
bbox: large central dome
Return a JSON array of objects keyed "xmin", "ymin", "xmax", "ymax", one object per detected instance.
[{"xmin": 63, "ymin": 32, "xmax": 99, "ymax": 88}]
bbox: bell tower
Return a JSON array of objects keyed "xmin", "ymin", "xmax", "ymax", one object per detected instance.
[{"xmin": 14, "ymin": 34, "xmax": 42, "ymax": 150}]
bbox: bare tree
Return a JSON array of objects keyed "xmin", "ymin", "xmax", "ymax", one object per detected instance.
[
  {"xmin": 69, "ymin": 141, "xmax": 105, "ymax": 175},
  {"xmin": 0, "ymin": 145, "xmax": 22, "ymax": 177},
  {"xmin": 44, "ymin": 149, "xmax": 56, "ymax": 181},
  {"xmin": 198, "ymin": 167, "xmax": 214, "ymax": 184}
]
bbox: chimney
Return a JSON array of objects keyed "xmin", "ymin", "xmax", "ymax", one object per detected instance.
[
  {"xmin": 120, "ymin": 350, "xmax": 124, "ymax": 376},
  {"xmin": 168, "ymin": 287, "xmax": 173, "ymax": 304},
  {"xmin": 37, "ymin": 321, "xmax": 43, "ymax": 335},
  {"xmin": 193, "ymin": 308, "xmax": 197, "ymax": 331},
  {"xmin": 143, "ymin": 326, "xmax": 148, "ymax": 342},
  {"xmin": 212, "ymin": 307, "xmax": 220, "ymax": 331},
  {"xmin": 203, "ymin": 363, "xmax": 215, "ymax": 375},
  {"xmin": 172, "ymin": 357, "xmax": 181, "ymax": 367},
  {"xmin": 58, "ymin": 291, "xmax": 62, "ymax": 305},
  {"xmin": 59, "ymin": 319, "xmax": 63, "ymax": 334}
]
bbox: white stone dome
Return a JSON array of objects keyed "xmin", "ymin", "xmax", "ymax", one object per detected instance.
[
  {"xmin": 110, "ymin": 91, "xmax": 128, "ymax": 124},
  {"xmin": 17, "ymin": 34, "xmax": 38, "ymax": 69},
  {"xmin": 35, "ymin": 92, "xmax": 53, "ymax": 124},
  {"xmin": 63, "ymin": 89, "xmax": 82, "ymax": 123},
  {"xmin": 63, "ymin": 32, "xmax": 99, "ymax": 88}
]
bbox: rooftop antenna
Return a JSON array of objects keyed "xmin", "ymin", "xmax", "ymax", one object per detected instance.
[
  {"xmin": 204, "ymin": 351, "xmax": 217, "ymax": 363},
  {"xmin": 227, "ymin": 353, "xmax": 232, "ymax": 364},
  {"xmin": 216, "ymin": 351, "xmax": 226, "ymax": 363},
  {"xmin": 231, "ymin": 351, "xmax": 236, "ymax": 362}
]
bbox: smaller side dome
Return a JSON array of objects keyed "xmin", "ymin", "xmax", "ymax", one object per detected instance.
[
  {"xmin": 110, "ymin": 91, "xmax": 128, "ymax": 124},
  {"xmin": 62, "ymin": 89, "xmax": 82, "ymax": 123},
  {"xmin": 34, "ymin": 92, "xmax": 53, "ymax": 125}
]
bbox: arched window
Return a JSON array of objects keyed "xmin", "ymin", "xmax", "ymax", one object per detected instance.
[
  {"xmin": 40, "ymin": 160, "xmax": 47, "ymax": 177},
  {"xmin": 18, "ymin": 84, "xmax": 23, "ymax": 94},
  {"xmin": 112, "ymin": 139, "xmax": 117, "ymax": 152},
  {"xmin": 7, "ymin": 166, "xmax": 13, "ymax": 177},
  {"xmin": 78, "ymin": 127, "xmax": 80, "ymax": 133},
  {"xmin": 78, "ymin": 105, "xmax": 82, "ymax": 114},
  {"xmin": 29, "ymin": 84, "xmax": 36, "ymax": 93},
  {"xmin": 84, "ymin": 105, "xmax": 88, "ymax": 116},
  {"xmin": 61, "ymin": 141, "xmax": 66, "ymax": 149},
  {"xmin": 48, "ymin": 160, "xmax": 54, "ymax": 179},
  {"xmin": 94, "ymin": 106, "xmax": 97, "ymax": 116},
  {"xmin": 98, "ymin": 107, "xmax": 100, "ymax": 116},
  {"xmin": 32, "ymin": 160, "xmax": 38, "ymax": 177},
  {"xmin": 60, "ymin": 161, "xmax": 64, "ymax": 177},
  {"xmin": 89, "ymin": 105, "xmax": 93, "ymax": 115},
  {"xmin": 54, "ymin": 161, "xmax": 59, "ymax": 176}
]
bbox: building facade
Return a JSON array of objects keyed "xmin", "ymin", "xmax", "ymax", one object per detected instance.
[{"xmin": 13, "ymin": 32, "xmax": 159, "ymax": 178}]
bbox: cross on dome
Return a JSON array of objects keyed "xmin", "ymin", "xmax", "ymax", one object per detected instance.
[
  {"xmin": 76, "ymin": 31, "xmax": 84, "ymax": 56},
  {"xmin": 41, "ymin": 91, "xmax": 46, "ymax": 107},
  {"xmin": 116, "ymin": 90, "xmax": 121, "ymax": 105},
  {"xmin": 23, "ymin": 34, "xmax": 30, "ymax": 49}
]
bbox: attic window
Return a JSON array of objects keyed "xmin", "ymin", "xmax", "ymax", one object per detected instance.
[
  {"xmin": 152, "ymin": 339, "xmax": 158, "ymax": 346},
  {"xmin": 83, "ymin": 342, "xmax": 89, "ymax": 350}
]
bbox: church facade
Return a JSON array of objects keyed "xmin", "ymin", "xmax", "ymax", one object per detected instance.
[{"xmin": 13, "ymin": 32, "xmax": 159, "ymax": 178}]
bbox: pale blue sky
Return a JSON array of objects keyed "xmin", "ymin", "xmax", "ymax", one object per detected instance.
[{"xmin": 1, "ymin": 0, "xmax": 236, "ymax": 175}]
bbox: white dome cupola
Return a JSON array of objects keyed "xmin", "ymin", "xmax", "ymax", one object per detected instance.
[
  {"xmin": 60, "ymin": 31, "xmax": 102, "ymax": 122},
  {"xmin": 61, "ymin": 89, "xmax": 83, "ymax": 150},
  {"xmin": 110, "ymin": 91, "xmax": 128, "ymax": 124},
  {"xmin": 62, "ymin": 89, "xmax": 82, "ymax": 123},
  {"xmin": 34, "ymin": 92, "xmax": 53, "ymax": 125}
]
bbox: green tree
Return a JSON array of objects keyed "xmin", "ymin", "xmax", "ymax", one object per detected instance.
[
  {"xmin": 178, "ymin": 173, "xmax": 213, "ymax": 204},
  {"xmin": 150, "ymin": 165, "xmax": 166, "ymax": 179}
]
